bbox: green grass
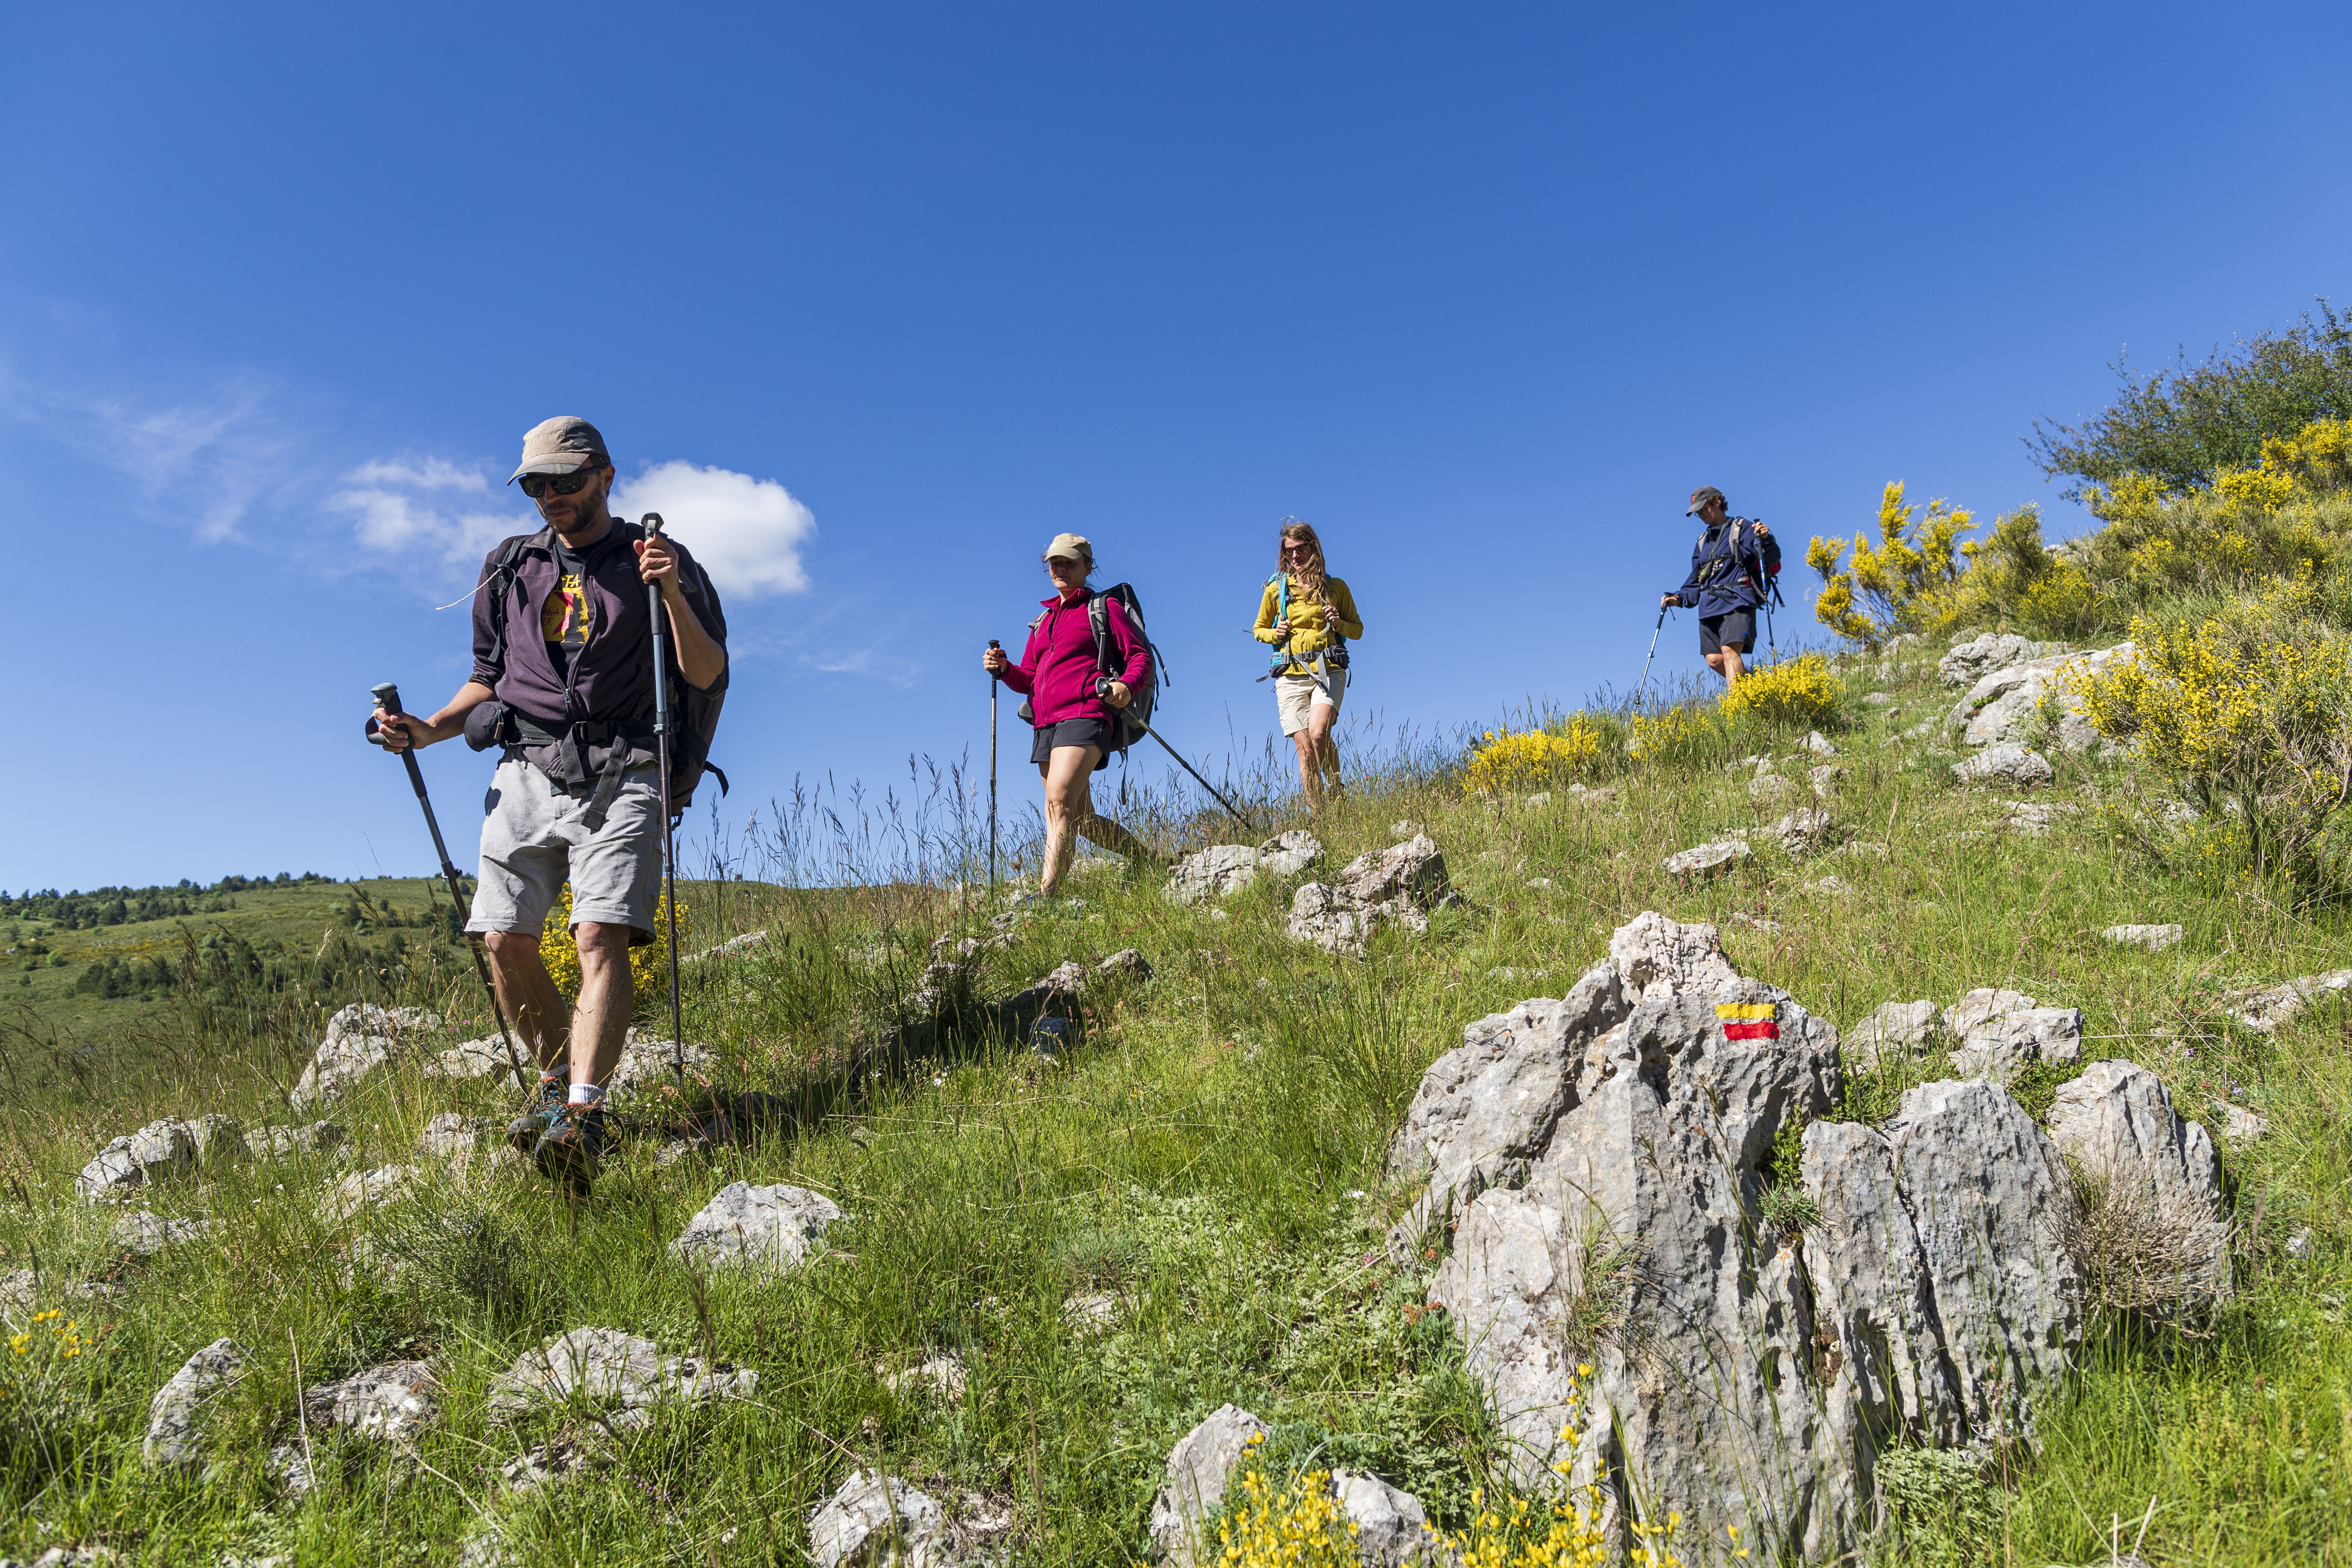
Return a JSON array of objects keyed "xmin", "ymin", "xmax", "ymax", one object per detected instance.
[{"xmin": 3, "ymin": 649, "xmax": 2350, "ymax": 1565}]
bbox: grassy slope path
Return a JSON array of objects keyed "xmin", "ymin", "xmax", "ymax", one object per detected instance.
[{"xmin": 2, "ymin": 645, "xmax": 2348, "ymax": 1566}]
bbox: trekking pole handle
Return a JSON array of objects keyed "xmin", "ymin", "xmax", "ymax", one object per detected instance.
[{"xmin": 366, "ymin": 682, "xmax": 404, "ymax": 747}]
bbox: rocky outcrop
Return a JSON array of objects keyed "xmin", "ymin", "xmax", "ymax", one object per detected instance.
[
  {"xmin": 108, "ymin": 1212, "xmax": 216, "ymax": 1258},
  {"xmin": 1843, "ymin": 1001, "xmax": 1943, "ymax": 1071},
  {"xmin": 808, "ymin": 1471, "xmax": 947, "ymax": 1568},
  {"xmin": 1287, "ymin": 836, "xmax": 1452, "ymax": 957},
  {"xmin": 1942, "ymin": 989, "xmax": 2082, "ymax": 1084},
  {"xmin": 1939, "ymin": 633, "xmax": 2064, "ymax": 688},
  {"xmin": 291, "ymin": 1004, "xmax": 444, "ymax": 1109},
  {"xmin": 668, "ymin": 1182, "xmax": 842, "ymax": 1274},
  {"xmin": 1166, "ymin": 833, "xmax": 1325, "ymax": 903},
  {"xmin": 487, "ymin": 1327, "xmax": 757, "ymax": 1429},
  {"xmin": 1147, "ymin": 1404, "xmax": 1270, "ymax": 1565},
  {"xmin": 2047, "ymin": 1061, "xmax": 2229, "ymax": 1305},
  {"xmin": 2226, "ymin": 969, "xmax": 2352, "ymax": 1032},
  {"xmin": 251, "ymin": 1120, "xmax": 346, "ymax": 1158},
  {"xmin": 1770, "ymin": 809, "xmax": 1839, "ymax": 857},
  {"xmin": 144, "ymin": 1338, "xmax": 247, "ymax": 1467},
  {"xmin": 77, "ymin": 1119, "xmax": 197, "ymax": 1203},
  {"xmin": 1941, "ymin": 643, "xmax": 2131, "ymax": 751},
  {"xmin": 1662, "ymin": 840, "xmax": 1751, "ymax": 879},
  {"xmin": 2103, "ymin": 923, "xmax": 2183, "ymax": 952},
  {"xmin": 1951, "ymin": 745, "xmax": 2055, "ymax": 788},
  {"xmin": 303, "ymin": 1360, "xmax": 441, "ymax": 1441},
  {"xmin": 1399, "ymin": 913, "xmax": 2088, "ymax": 1561}
]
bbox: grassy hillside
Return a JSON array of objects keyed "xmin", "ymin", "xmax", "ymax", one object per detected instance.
[{"xmin": 1, "ymin": 635, "xmax": 2347, "ymax": 1564}]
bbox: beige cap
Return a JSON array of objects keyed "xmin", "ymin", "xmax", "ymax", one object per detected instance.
[
  {"xmin": 1043, "ymin": 532, "xmax": 1093, "ymax": 563},
  {"xmin": 508, "ymin": 416, "xmax": 610, "ymax": 483}
]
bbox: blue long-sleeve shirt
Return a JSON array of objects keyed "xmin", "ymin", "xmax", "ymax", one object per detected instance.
[{"xmin": 1669, "ymin": 518, "xmax": 1780, "ymax": 617}]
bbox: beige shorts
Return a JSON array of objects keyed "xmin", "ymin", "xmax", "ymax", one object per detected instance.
[
  {"xmin": 1275, "ymin": 670, "xmax": 1345, "ymax": 737},
  {"xmin": 466, "ymin": 757, "xmax": 665, "ymax": 944}
]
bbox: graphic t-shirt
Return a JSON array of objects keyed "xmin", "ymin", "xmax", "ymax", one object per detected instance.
[{"xmin": 542, "ymin": 542, "xmax": 591, "ymax": 676}]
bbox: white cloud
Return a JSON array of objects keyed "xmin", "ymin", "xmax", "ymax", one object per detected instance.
[
  {"xmin": 611, "ymin": 460, "xmax": 815, "ymax": 599},
  {"xmin": 329, "ymin": 458, "xmax": 519, "ymax": 572}
]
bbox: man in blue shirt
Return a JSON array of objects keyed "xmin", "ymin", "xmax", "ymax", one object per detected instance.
[{"xmin": 1662, "ymin": 486, "xmax": 1779, "ymax": 689}]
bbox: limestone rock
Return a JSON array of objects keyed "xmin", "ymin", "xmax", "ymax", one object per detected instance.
[
  {"xmin": 2220, "ymin": 1103, "xmax": 2269, "ymax": 1142},
  {"xmin": 1940, "ymin": 632, "xmax": 2062, "ymax": 687},
  {"xmin": 1608, "ymin": 910, "xmax": 1738, "ymax": 1000},
  {"xmin": 418, "ymin": 1112, "xmax": 503, "ymax": 1159},
  {"xmin": 143, "ymin": 1338, "xmax": 247, "ymax": 1467},
  {"xmin": 1844, "ymin": 1000, "xmax": 1944, "ymax": 1072},
  {"xmin": 1338, "ymin": 835, "xmax": 1453, "ymax": 910},
  {"xmin": 809, "ymin": 1471, "xmax": 946, "ymax": 1568},
  {"xmin": 1749, "ymin": 773, "xmax": 1796, "ymax": 806},
  {"xmin": 1256, "ymin": 830, "xmax": 1323, "ymax": 877},
  {"xmin": 1333, "ymin": 1470, "xmax": 1438, "ymax": 1565},
  {"xmin": 1884, "ymin": 1080, "xmax": 2084, "ymax": 1438},
  {"xmin": 1663, "ymin": 839, "xmax": 1750, "ymax": 878},
  {"xmin": 2003, "ymin": 801, "xmax": 2073, "ymax": 835},
  {"xmin": 669, "ymin": 1182, "xmax": 842, "ymax": 1274},
  {"xmin": 291, "ymin": 1004, "xmax": 444, "ymax": 1110},
  {"xmin": 1063, "ymin": 1291, "xmax": 1123, "ymax": 1332},
  {"xmin": 251, "ymin": 1121, "xmax": 346, "ymax": 1159},
  {"xmin": 882, "ymin": 1353, "xmax": 968, "ymax": 1403},
  {"xmin": 1951, "ymin": 745, "xmax": 2055, "ymax": 788},
  {"xmin": 1384, "ymin": 963, "xmax": 1629, "ymax": 1252},
  {"xmin": 303, "ymin": 1360, "xmax": 441, "ymax": 1441},
  {"xmin": 426, "ymin": 1035, "xmax": 526, "ymax": 1083},
  {"xmin": 77, "ymin": 1119, "xmax": 197, "ymax": 1203},
  {"xmin": 1801, "ymin": 730, "xmax": 1837, "ymax": 755},
  {"xmin": 2225, "ymin": 969, "xmax": 2352, "ymax": 1032},
  {"xmin": 1809, "ymin": 764, "xmax": 1847, "ymax": 795},
  {"xmin": 1147, "ymin": 1404, "xmax": 1270, "ymax": 1565},
  {"xmin": 1770, "ymin": 809, "xmax": 1839, "ymax": 857},
  {"xmin": 2047, "ymin": 1060, "xmax": 2229, "ymax": 1304},
  {"xmin": 1165, "ymin": 845, "xmax": 1262, "ymax": 904},
  {"xmin": 1862, "ymin": 692, "xmax": 1893, "ymax": 707},
  {"xmin": 1942, "ymin": 989, "xmax": 2082, "ymax": 1084},
  {"xmin": 487, "ymin": 1326, "xmax": 758, "ymax": 1423},
  {"xmin": 107, "ymin": 1212, "xmax": 216, "ymax": 1258},
  {"xmin": 2103, "ymin": 924, "xmax": 2184, "ymax": 952},
  {"xmin": 1407, "ymin": 910, "xmax": 2089, "ymax": 1561},
  {"xmin": 608, "ymin": 1032, "xmax": 716, "ymax": 1096},
  {"xmin": 1097, "ymin": 949, "xmax": 1155, "ymax": 984}
]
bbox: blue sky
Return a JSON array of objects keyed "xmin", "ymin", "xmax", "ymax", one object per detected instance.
[{"xmin": 5, "ymin": 2, "xmax": 2349, "ymax": 890}]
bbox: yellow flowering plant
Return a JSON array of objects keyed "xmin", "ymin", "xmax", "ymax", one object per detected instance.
[
  {"xmin": 1718, "ymin": 655, "xmax": 1840, "ymax": 729},
  {"xmin": 1463, "ymin": 717, "xmax": 1606, "ymax": 796},
  {"xmin": 2063, "ymin": 580, "xmax": 2352, "ymax": 884},
  {"xmin": 3, "ymin": 1308, "xmax": 107, "ymax": 1482},
  {"xmin": 1807, "ymin": 481, "xmax": 1975, "ymax": 648},
  {"xmin": 538, "ymin": 883, "xmax": 689, "ymax": 1006}
]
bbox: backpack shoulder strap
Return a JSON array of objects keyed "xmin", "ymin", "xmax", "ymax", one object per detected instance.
[{"xmin": 1088, "ymin": 591, "xmax": 1113, "ymax": 673}]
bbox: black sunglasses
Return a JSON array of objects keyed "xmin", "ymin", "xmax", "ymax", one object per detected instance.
[{"xmin": 518, "ymin": 467, "xmax": 605, "ymax": 499}]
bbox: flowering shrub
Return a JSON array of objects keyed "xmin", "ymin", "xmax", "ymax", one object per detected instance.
[
  {"xmin": 1718, "ymin": 655, "xmax": 1840, "ymax": 729},
  {"xmin": 1462, "ymin": 718, "xmax": 1605, "ymax": 796},
  {"xmin": 2063, "ymin": 582, "xmax": 2352, "ymax": 884},
  {"xmin": 539, "ymin": 883, "xmax": 689, "ymax": 1003},
  {"xmin": 1215, "ymin": 1454, "xmax": 1360, "ymax": 1568},
  {"xmin": 1807, "ymin": 481, "xmax": 1975, "ymax": 648}
]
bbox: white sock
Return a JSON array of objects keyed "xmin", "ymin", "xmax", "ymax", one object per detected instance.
[{"xmin": 567, "ymin": 1083, "xmax": 605, "ymax": 1109}]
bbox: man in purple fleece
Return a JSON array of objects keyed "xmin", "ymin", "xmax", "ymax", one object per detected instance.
[{"xmin": 983, "ymin": 533, "xmax": 1162, "ymax": 895}]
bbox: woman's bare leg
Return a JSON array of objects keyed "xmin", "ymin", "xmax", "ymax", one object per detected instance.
[
  {"xmin": 1306, "ymin": 701, "xmax": 1342, "ymax": 803},
  {"xmin": 1039, "ymin": 744, "xmax": 1109, "ymax": 893},
  {"xmin": 1291, "ymin": 729, "xmax": 1322, "ymax": 812}
]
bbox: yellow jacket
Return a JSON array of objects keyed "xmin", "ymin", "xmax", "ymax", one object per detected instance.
[{"xmin": 1252, "ymin": 575, "xmax": 1363, "ymax": 672}]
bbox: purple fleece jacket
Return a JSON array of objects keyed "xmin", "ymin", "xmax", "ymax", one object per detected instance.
[{"xmin": 999, "ymin": 592, "xmax": 1149, "ymax": 726}]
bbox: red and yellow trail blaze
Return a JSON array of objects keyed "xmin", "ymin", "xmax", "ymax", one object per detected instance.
[{"xmin": 1716, "ymin": 1000, "xmax": 1780, "ymax": 1041}]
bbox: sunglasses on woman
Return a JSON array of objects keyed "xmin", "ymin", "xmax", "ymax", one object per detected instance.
[{"xmin": 518, "ymin": 468, "xmax": 605, "ymax": 499}]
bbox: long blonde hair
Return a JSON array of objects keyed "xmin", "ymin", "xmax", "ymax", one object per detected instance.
[{"xmin": 1277, "ymin": 518, "xmax": 1328, "ymax": 603}]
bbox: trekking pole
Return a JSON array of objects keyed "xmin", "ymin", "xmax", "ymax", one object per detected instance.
[
  {"xmin": 366, "ymin": 683, "xmax": 527, "ymax": 1090},
  {"xmin": 642, "ymin": 515, "xmax": 687, "ymax": 1093},
  {"xmin": 1097, "ymin": 680, "xmax": 1256, "ymax": 833},
  {"xmin": 1636, "ymin": 605, "xmax": 1669, "ymax": 701},
  {"xmin": 986, "ymin": 640, "xmax": 1001, "ymax": 892}
]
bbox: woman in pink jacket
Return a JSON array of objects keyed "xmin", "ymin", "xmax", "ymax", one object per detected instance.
[{"xmin": 982, "ymin": 533, "xmax": 1161, "ymax": 895}]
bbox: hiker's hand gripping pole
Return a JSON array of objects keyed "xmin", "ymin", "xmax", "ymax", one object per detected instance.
[
  {"xmin": 641, "ymin": 514, "xmax": 687, "ymax": 1092},
  {"xmin": 366, "ymin": 682, "xmax": 529, "ymax": 1089}
]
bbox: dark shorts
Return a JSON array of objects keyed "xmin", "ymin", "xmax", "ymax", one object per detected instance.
[
  {"xmin": 1700, "ymin": 610, "xmax": 1755, "ymax": 656},
  {"xmin": 1032, "ymin": 717, "xmax": 1115, "ymax": 771}
]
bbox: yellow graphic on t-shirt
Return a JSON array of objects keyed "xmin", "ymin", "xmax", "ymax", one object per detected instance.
[{"xmin": 542, "ymin": 572, "xmax": 589, "ymax": 649}]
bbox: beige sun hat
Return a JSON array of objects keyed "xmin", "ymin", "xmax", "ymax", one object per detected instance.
[
  {"xmin": 1042, "ymin": 532, "xmax": 1093, "ymax": 563},
  {"xmin": 508, "ymin": 416, "xmax": 610, "ymax": 483}
]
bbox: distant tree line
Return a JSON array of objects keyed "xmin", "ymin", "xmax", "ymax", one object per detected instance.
[{"xmin": 0, "ymin": 872, "xmax": 336, "ymax": 929}]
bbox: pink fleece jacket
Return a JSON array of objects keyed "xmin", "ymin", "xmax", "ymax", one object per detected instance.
[{"xmin": 999, "ymin": 591, "xmax": 1150, "ymax": 726}]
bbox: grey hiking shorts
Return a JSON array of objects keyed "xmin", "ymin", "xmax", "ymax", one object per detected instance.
[{"xmin": 466, "ymin": 756, "xmax": 664, "ymax": 946}]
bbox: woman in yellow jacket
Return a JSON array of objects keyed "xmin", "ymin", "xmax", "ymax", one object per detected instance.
[{"xmin": 1252, "ymin": 518, "xmax": 1363, "ymax": 814}]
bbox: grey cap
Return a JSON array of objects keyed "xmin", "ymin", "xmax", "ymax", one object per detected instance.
[
  {"xmin": 508, "ymin": 416, "xmax": 610, "ymax": 483},
  {"xmin": 1685, "ymin": 485, "xmax": 1726, "ymax": 516}
]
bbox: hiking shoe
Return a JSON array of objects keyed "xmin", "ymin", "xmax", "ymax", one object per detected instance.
[
  {"xmin": 533, "ymin": 1103, "xmax": 609, "ymax": 1192},
  {"xmin": 505, "ymin": 1075, "xmax": 568, "ymax": 1155}
]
